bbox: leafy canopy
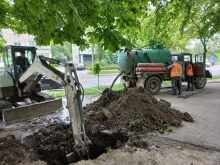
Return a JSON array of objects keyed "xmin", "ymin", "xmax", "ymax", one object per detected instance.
[{"xmin": 1, "ymin": 0, "xmax": 149, "ymax": 52}]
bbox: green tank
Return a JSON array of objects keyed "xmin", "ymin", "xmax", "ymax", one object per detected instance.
[{"xmin": 117, "ymin": 44, "xmax": 172, "ymax": 74}]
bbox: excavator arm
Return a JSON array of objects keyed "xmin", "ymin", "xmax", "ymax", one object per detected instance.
[{"xmin": 20, "ymin": 55, "xmax": 89, "ymax": 141}]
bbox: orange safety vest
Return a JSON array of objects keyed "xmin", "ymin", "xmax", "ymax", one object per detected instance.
[
  {"xmin": 170, "ymin": 63, "xmax": 182, "ymax": 77},
  {"xmin": 186, "ymin": 64, "xmax": 193, "ymax": 76}
]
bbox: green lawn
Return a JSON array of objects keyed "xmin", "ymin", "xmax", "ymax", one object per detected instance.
[
  {"xmin": 88, "ymin": 69, "xmax": 119, "ymax": 75},
  {"xmin": 207, "ymin": 75, "xmax": 220, "ymax": 80},
  {"xmin": 0, "ymin": 67, "xmax": 4, "ymax": 71}
]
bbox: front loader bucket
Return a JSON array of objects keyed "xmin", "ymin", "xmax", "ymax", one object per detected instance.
[{"xmin": 2, "ymin": 98, "xmax": 63, "ymax": 125}]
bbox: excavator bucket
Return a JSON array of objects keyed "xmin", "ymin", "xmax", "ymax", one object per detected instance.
[{"xmin": 2, "ymin": 98, "xmax": 63, "ymax": 125}]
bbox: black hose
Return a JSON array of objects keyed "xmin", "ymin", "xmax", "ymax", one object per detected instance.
[
  {"xmin": 79, "ymin": 83, "xmax": 84, "ymax": 102},
  {"xmin": 110, "ymin": 71, "xmax": 124, "ymax": 90}
]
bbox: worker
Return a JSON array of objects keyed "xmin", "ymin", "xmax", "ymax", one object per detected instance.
[
  {"xmin": 185, "ymin": 61, "xmax": 194, "ymax": 91},
  {"xmin": 168, "ymin": 59, "xmax": 182, "ymax": 95},
  {"xmin": 16, "ymin": 51, "xmax": 30, "ymax": 72}
]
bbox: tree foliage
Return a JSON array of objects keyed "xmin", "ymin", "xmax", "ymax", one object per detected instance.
[
  {"xmin": 92, "ymin": 62, "xmax": 102, "ymax": 89},
  {"xmin": 1, "ymin": 0, "xmax": 220, "ymax": 56},
  {"xmin": 0, "ymin": 0, "xmax": 150, "ymax": 52},
  {"xmin": 137, "ymin": 0, "xmax": 220, "ymax": 60}
]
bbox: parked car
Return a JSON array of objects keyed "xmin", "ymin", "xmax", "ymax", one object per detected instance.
[
  {"xmin": 76, "ymin": 63, "xmax": 85, "ymax": 70},
  {"xmin": 40, "ymin": 76, "xmax": 64, "ymax": 90},
  {"xmin": 206, "ymin": 61, "xmax": 212, "ymax": 67},
  {"xmin": 206, "ymin": 60, "xmax": 214, "ymax": 65}
]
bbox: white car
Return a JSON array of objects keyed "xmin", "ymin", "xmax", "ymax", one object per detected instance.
[{"xmin": 206, "ymin": 61, "xmax": 212, "ymax": 67}]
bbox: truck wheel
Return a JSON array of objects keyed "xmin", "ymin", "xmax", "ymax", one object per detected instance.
[
  {"xmin": 145, "ymin": 76, "xmax": 161, "ymax": 95},
  {"xmin": 50, "ymin": 82, "xmax": 61, "ymax": 89},
  {"xmin": 194, "ymin": 77, "xmax": 207, "ymax": 89}
]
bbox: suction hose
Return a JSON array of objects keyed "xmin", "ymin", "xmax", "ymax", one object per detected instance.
[{"xmin": 110, "ymin": 71, "xmax": 124, "ymax": 90}]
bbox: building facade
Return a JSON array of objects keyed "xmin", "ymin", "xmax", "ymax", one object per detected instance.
[{"xmin": 72, "ymin": 44, "xmax": 95, "ymax": 65}]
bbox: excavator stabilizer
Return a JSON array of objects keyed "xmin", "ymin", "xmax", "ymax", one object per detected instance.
[{"xmin": 2, "ymin": 98, "xmax": 63, "ymax": 125}]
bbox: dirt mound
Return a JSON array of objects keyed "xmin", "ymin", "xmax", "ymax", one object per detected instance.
[
  {"xmin": 85, "ymin": 88, "xmax": 121, "ymax": 111},
  {"xmin": 84, "ymin": 87, "xmax": 193, "ymax": 134},
  {"xmin": 0, "ymin": 135, "xmax": 30, "ymax": 165}
]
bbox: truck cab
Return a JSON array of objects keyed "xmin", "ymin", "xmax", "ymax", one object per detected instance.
[{"xmin": 171, "ymin": 52, "xmax": 212, "ymax": 89}]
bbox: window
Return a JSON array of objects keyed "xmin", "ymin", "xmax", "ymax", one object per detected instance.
[
  {"xmin": 13, "ymin": 32, "xmax": 20, "ymax": 36},
  {"xmin": 29, "ymin": 41, "xmax": 35, "ymax": 46},
  {"xmin": 172, "ymin": 56, "xmax": 178, "ymax": 62},
  {"xmin": 14, "ymin": 42, "xmax": 21, "ymax": 46},
  {"xmin": 83, "ymin": 55, "xmax": 87, "ymax": 61},
  {"xmin": 3, "ymin": 48, "xmax": 13, "ymax": 67},
  {"xmin": 184, "ymin": 55, "xmax": 191, "ymax": 62}
]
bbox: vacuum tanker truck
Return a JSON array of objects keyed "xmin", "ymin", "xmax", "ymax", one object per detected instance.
[{"xmin": 117, "ymin": 43, "xmax": 212, "ymax": 95}]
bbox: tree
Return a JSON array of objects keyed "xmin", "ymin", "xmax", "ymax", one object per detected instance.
[
  {"xmin": 0, "ymin": 34, "xmax": 6, "ymax": 54},
  {"xmin": 95, "ymin": 43, "xmax": 105, "ymax": 63},
  {"xmin": 91, "ymin": 62, "xmax": 102, "ymax": 89},
  {"xmin": 143, "ymin": 0, "xmax": 220, "ymax": 65},
  {"xmin": 0, "ymin": 0, "xmax": 150, "ymax": 52},
  {"xmin": 51, "ymin": 42, "xmax": 72, "ymax": 61}
]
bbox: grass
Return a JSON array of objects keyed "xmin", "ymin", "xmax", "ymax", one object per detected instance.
[
  {"xmin": 45, "ymin": 83, "xmax": 124, "ymax": 97},
  {"xmin": 162, "ymin": 80, "xmax": 171, "ymax": 84},
  {"xmin": 0, "ymin": 67, "xmax": 4, "ymax": 71},
  {"xmin": 176, "ymin": 146, "xmax": 183, "ymax": 150},
  {"xmin": 141, "ymin": 126, "xmax": 146, "ymax": 131},
  {"xmin": 106, "ymin": 146, "xmax": 113, "ymax": 153},
  {"xmin": 109, "ymin": 130, "xmax": 114, "ymax": 135},
  {"xmin": 151, "ymin": 158, "xmax": 157, "ymax": 165},
  {"xmin": 88, "ymin": 69, "xmax": 119, "ymax": 75},
  {"xmin": 128, "ymin": 121, "xmax": 135, "ymax": 128},
  {"xmin": 93, "ymin": 159, "xmax": 100, "ymax": 164},
  {"xmin": 166, "ymin": 125, "xmax": 174, "ymax": 132},
  {"xmin": 207, "ymin": 75, "xmax": 220, "ymax": 80}
]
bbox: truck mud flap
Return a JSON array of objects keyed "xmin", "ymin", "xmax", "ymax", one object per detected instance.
[{"xmin": 2, "ymin": 98, "xmax": 63, "ymax": 125}]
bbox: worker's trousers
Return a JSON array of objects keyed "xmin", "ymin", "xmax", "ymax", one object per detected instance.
[{"xmin": 171, "ymin": 76, "xmax": 182, "ymax": 95}]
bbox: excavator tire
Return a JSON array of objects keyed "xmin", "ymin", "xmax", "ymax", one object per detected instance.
[{"xmin": 0, "ymin": 99, "xmax": 12, "ymax": 118}]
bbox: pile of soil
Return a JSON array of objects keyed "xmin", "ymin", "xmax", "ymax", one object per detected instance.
[
  {"xmin": 85, "ymin": 88, "xmax": 122, "ymax": 111},
  {"xmin": 0, "ymin": 135, "xmax": 30, "ymax": 165},
  {"xmin": 84, "ymin": 87, "xmax": 193, "ymax": 134}
]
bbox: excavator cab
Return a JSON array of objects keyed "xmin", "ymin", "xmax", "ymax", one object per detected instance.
[{"xmin": 2, "ymin": 45, "xmax": 36, "ymax": 81}]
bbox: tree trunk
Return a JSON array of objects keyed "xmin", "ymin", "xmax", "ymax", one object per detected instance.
[
  {"xmin": 200, "ymin": 37, "xmax": 208, "ymax": 74},
  {"xmin": 98, "ymin": 74, "xmax": 100, "ymax": 90},
  {"xmin": 91, "ymin": 44, "xmax": 94, "ymax": 64}
]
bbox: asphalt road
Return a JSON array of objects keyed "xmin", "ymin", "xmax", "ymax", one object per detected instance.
[
  {"xmin": 208, "ymin": 64, "xmax": 220, "ymax": 76},
  {"xmin": 76, "ymin": 70, "xmax": 121, "ymax": 88}
]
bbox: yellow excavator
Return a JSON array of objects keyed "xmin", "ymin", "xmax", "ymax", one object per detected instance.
[{"xmin": 0, "ymin": 45, "xmax": 90, "ymax": 160}]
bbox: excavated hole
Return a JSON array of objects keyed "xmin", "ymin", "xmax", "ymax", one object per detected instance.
[
  {"xmin": 87, "ymin": 131, "xmax": 128, "ymax": 159},
  {"xmin": 21, "ymin": 123, "xmax": 128, "ymax": 165}
]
